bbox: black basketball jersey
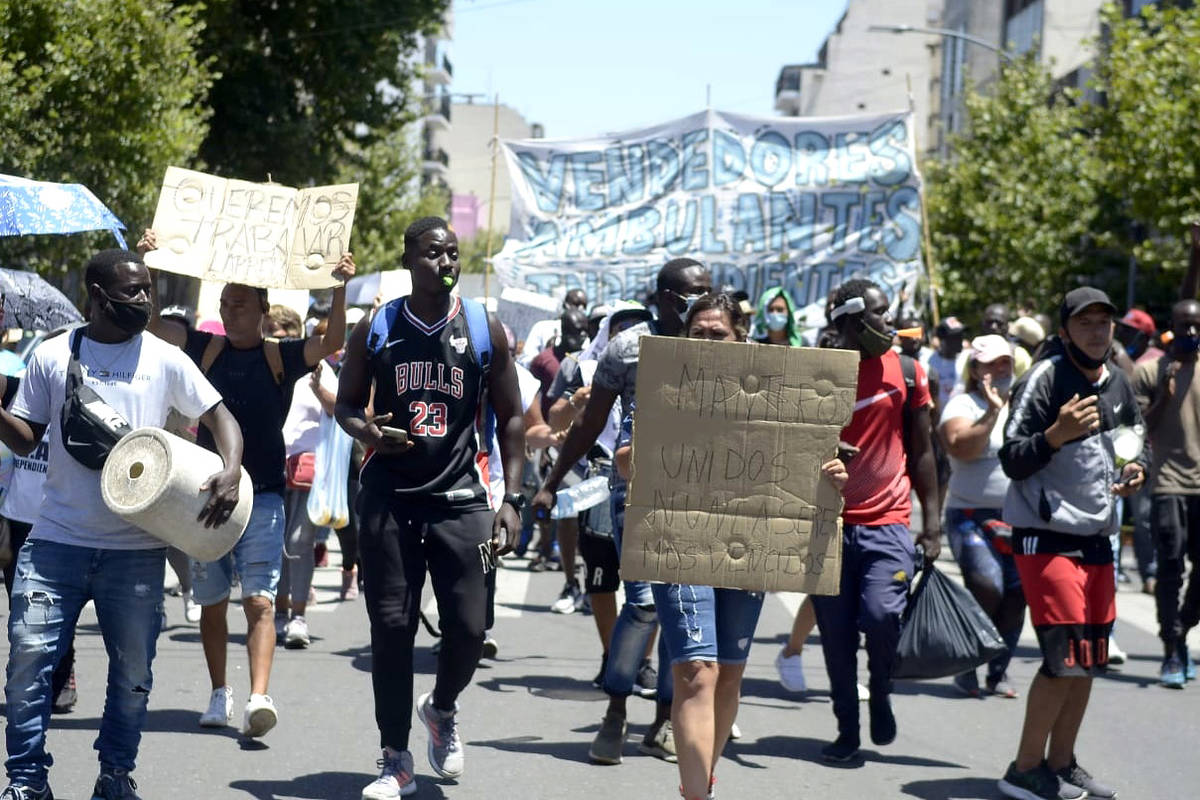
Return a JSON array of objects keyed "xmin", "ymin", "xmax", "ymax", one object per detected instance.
[{"xmin": 361, "ymin": 296, "xmax": 490, "ymax": 509}]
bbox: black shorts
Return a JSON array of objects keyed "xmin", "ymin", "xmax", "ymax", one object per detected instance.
[{"xmin": 578, "ymin": 528, "xmax": 619, "ymax": 594}]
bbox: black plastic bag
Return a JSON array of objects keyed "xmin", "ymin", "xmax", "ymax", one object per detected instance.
[{"xmin": 893, "ymin": 563, "xmax": 1008, "ymax": 680}]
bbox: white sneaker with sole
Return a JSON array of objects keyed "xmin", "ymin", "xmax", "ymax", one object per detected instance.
[
  {"xmin": 416, "ymin": 692, "xmax": 464, "ymax": 778},
  {"xmin": 182, "ymin": 592, "xmax": 202, "ymax": 624},
  {"xmin": 1107, "ymin": 636, "xmax": 1127, "ymax": 665},
  {"xmin": 199, "ymin": 686, "xmax": 232, "ymax": 727},
  {"xmin": 242, "ymin": 693, "xmax": 278, "ymax": 738},
  {"xmin": 284, "ymin": 616, "xmax": 311, "ymax": 649},
  {"xmin": 361, "ymin": 748, "xmax": 417, "ymax": 799},
  {"xmin": 775, "ymin": 648, "xmax": 806, "ymax": 692},
  {"xmin": 857, "ymin": 682, "xmax": 871, "ymax": 702}
]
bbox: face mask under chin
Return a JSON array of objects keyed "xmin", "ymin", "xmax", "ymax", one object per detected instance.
[
  {"xmin": 857, "ymin": 321, "xmax": 894, "ymax": 358},
  {"xmin": 1066, "ymin": 340, "xmax": 1107, "ymax": 370}
]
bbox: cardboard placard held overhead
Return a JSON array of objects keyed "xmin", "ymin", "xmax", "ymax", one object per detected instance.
[
  {"xmin": 621, "ymin": 337, "xmax": 859, "ymax": 594},
  {"xmin": 143, "ymin": 167, "xmax": 358, "ymax": 289}
]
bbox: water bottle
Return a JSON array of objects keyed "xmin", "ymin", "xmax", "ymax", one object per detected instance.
[{"xmin": 551, "ymin": 475, "xmax": 611, "ymax": 519}]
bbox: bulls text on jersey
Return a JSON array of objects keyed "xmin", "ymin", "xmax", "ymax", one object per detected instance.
[{"xmin": 394, "ymin": 361, "xmax": 465, "ymax": 400}]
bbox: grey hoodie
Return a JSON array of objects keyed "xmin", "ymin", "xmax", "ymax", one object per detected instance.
[{"xmin": 1000, "ymin": 354, "xmax": 1147, "ymax": 537}]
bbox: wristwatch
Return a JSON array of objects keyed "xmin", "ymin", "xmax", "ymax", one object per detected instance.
[{"xmin": 503, "ymin": 493, "xmax": 527, "ymax": 512}]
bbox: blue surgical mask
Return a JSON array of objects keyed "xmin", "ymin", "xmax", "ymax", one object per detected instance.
[{"xmin": 765, "ymin": 311, "xmax": 790, "ymax": 332}]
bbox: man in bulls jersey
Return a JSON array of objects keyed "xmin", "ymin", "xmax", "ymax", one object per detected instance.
[{"xmin": 336, "ymin": 217, "xmax": 524, "ymax": 800}]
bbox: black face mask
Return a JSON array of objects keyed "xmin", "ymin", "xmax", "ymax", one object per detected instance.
[
  {"xmin": 1066, "ymin": 340, "xmax": 1107, "ymax": 371},
  {"xmin": 99, "ymin": 288, "xmax": 152, "ymax": 334}
]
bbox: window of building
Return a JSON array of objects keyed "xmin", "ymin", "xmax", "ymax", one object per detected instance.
[{"xmin": 1004, "ymin": 0, "xmax": 1043, "ymax": 56}]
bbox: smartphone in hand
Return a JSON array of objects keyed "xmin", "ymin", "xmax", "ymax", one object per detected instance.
[{"xmin": 379, "ymin": 426, "xmax": 409, "ymax": 445}]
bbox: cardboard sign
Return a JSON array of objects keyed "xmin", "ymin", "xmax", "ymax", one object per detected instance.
[
  {"xmin": 143, "ymin": 167, "xmax": 358, "ymax": 289},
  {"xmin": 496, "ymin": 285, "xmax": 561, "ymax": 342},
  {"xmin": 621, "ymin": 337, "xmax": 859, "ymax": 594}
]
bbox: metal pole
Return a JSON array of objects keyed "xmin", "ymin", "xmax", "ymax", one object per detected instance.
[
  {"xmin": 483, "ymin": 94, "xmax": 500, "ymax": 303},
  {"xmin": 867, "ymin": 24, "xmax": 1014, "ymax": 61},
  {"xmin": 905, "ymin": 73, "xmax": 941, "ymax": 325}
]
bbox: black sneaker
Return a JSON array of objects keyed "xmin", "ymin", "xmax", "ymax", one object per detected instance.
[
  {"xmin": 868, "ymin": 696, "xmax": 896, "ymax": 746},
  {"xmin": 592, "ymin": 653, "xmax": 609, "ymax": 689},
  {"xmin": 998, "ymin": 761, "xmax": 1086, "ymax": 800},
  {"xmin": 1057, "ymin": 758, "xmax": 1117, "ymax": 799},
  {"xmin": 633, "ymin": 659, "xmax": 657, "ymax": 698},
  {"xmin": 91, "ymin": 768, "xmax": 141, "ymax": 800},
  {"xmin": 820, "ymin": 734, "xmax": 860, "ymax": 763},
  {"xmin": 51, "ymin": 670, "xmax": 77, "ymax": 714},
  {"xmin": 0, "ymin": 784, "xmax": 53, "ymax": 800}
]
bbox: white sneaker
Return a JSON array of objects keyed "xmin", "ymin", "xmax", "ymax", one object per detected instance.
[
  {"xmin": 550, "ymin": 580, "xmax": 583, "ymax": 614},
  {"xmin": 361, "ymin": 748, "xmax": 417, "ymax": 798},
  {"xmin": 284, "ymin": 616, "xmax": 311, "ymax": 649},
  {"xmin": 729, "ymin": 722, "xmax": 743, "ymax": 739},
  {"xmin": 416, "ymin": 692, "xmax": 464, "ymax": 778},
  {"xmin": 857, "ymin": 682, "xmax": 871, "ymax": 702},
  {"xmin": 775, "ymin": 648, "xmax": 806, "ymax": 692},
  {"xmin": 1108, "ymin": 636, "xmax": 1127, "ymax": 665},
  {"xmin": 242, "ymin": 693, "xmax": 278, "ymax": 738},
  {"xmin": 183, "ymin": 591, "xmax": 202, "ymax": 624},
  {"xmin": 199, "ymin": 686, "xmax": 233, "ymax": 727}
]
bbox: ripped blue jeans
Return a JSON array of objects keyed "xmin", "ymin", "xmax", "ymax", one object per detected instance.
[{"xmin": 6, "ymin": 539, "xmax": 166, "ymax": 787}]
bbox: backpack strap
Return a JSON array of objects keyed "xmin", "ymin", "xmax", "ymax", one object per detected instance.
[
  {"xmin": 263, "ymin": 337, "xmax": 284, "ymax": 385},
  {"xmin": 460, "ymin": 297, "xmax": 492, "ymax": 373},
  {"xmin": 366, "ymin": 298, "xmax": 405, "ymax": 359},
  {"xmin": 200, "ymin": 334, "xmax": 226, "ymax": 375},
  {"xmin": 200, "ymin": 333, "xmax": 284, "ymax": 385}
]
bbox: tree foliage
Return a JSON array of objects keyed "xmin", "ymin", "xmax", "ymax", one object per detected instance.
[
  {"xmin": 927, "ymin": 2, "xmax": 1200, "ymax": 320},
  {"xmin": 926, "ymin": 57, "xmax": 1103, "ymax": 318},
  {"xmin": 187, "ymin": 0, "xmax": 448, "ymax": 185},
  {"xmin": 0, "ymin": 0, "xmax": 211, "ymax": 278}
]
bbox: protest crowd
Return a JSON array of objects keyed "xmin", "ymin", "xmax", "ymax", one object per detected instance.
[{"xmin": 0, "ymin": 208, "xmax": 1193, "ymax": 800}]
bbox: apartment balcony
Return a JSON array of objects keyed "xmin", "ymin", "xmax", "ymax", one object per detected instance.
[
  {"xmin": 424, "ymin": 93, "xmax": 451, "ymax": 131},
  {"xmin": 774, "ymin": 65, "xmax": 803, "ymax": 115},
  {"xmin": 427, "ymin": 53, "xmax": 452, "ymax": 85},
  {"xmin": 422, "ymin": 147, "xmax": 450, "ymax": 180}
]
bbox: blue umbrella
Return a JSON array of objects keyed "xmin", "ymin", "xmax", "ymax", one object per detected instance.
[{"xmin": 0, "ymin": 174, "xmax": 126, "ymax": 247}]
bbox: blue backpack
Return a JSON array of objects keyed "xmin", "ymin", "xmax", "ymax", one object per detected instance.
[
  {"xmin": 366, "ymin": 295, "xmax": 495, "ymax": 443},
  {"xmin": 366, "ymin": 295, "xmax": 492, "ymax": 371}
]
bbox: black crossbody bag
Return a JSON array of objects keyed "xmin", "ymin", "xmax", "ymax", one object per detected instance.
[{"xmin": 60, "ymin": 328, "xmax": 133, "ymax": 470}]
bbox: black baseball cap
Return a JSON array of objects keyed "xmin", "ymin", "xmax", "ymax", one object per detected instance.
[{"xmin": 1060, "ymin": 287, "xmax": 1118, "ymax": 327}]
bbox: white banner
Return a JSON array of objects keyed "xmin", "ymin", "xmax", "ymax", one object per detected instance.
[{"xmin": 494, "ymin": 109, "xmax": 924, "ymax": 331}]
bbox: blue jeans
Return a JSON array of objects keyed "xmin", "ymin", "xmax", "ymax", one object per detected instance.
[
  {"xmin": 811, "ymin": 523, "xmax": 916, "ymax": 738},
  {"xmin": 602, "ymin": 482, "xmax": 673, "ymax": 703},
  {"xmin": 652, "ymin": 583, "xmax": 764, "ymax": 665},
  {"xmin": 192, "ymin": 491, "xmax": 285, "ymax": 605},
  {"xmin": 6, "ymin": 540, "xmax": 166, "ymax": 786}
]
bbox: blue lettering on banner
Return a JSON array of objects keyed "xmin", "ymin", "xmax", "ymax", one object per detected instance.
[
  {"xmin": 606, "ymin": 144, "xmax": 646, "ymax": 206},
  {"xmin": 751, "ymin": 132, "xmax": 792, "ymax": 187},
  {"xmin": 495, "ymin": 111, "xmax": 925, "ymax": 335},
  {"xmin": 570, "ymin": 152, "xmax": 607, "ymax": 211},
  {"xmin": 681, "ymin": 130, "xmax": 710, "ymax": 191}
]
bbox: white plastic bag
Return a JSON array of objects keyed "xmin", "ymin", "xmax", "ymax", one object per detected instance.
[{"xmin": 307, "ymin": 413, "xmax": 353, "ymax": 529}]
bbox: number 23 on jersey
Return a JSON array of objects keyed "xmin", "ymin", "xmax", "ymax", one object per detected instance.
[{"xmin": 409, "ymin": 401, "xmax": 448, "ymax": 437}]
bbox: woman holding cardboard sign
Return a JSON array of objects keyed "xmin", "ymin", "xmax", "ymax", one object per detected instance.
[{"xmin": 614, "ymin": 293, "xmax": 848, "ymax": 800}]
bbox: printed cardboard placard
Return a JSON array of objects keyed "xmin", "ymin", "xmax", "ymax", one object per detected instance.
[
  {"xmin": 621, "ymin": 336, "xmax": 858, "ymax": 594},
  {"xmin": 143, "ymin": 167, "xmax": 358, "ymax": 289}
]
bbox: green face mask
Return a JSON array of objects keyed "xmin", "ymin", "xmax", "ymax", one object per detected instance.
[{"xmin": 858, "ymin": 320, "xmax": 894, "ymax": 358}]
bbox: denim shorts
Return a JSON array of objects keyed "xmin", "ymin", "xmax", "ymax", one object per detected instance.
[
  {"xmin": 651, "ymin": 583, "xmax": 765, "ymax": 665},
  {"xmin": 192, "ymin": 492, "xmax": 285, "ymax": 605}
]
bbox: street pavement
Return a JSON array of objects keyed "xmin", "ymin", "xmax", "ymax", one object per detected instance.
[{"xmin": 3, "ymin": 543, "xmax": 1198, "ymax": 800}]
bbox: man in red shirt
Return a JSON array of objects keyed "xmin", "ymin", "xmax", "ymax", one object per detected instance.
[{"xmin": 812, "ymin": 278, "xmax": 941, "ymax": 763}]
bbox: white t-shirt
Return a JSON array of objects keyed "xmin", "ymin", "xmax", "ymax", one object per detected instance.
[
  {"xmin": 489, "ymin": 363, "xmax": 541, "ymax": 503},
  {"xmin": 12, "ymin": 330, "xmax": 223, "ymax": 549},
  {"xmin": 1, "ymin": 433, "xmax": 48, "ymax": 525},
  {"xmin": 517, "ymin": 319, "xmax": 560, "ymax": 367},
  {"xmin": 940, "ymin": 391, "xmax": 1010, "ymax": 509},
  {"xmin": 282, "ymin": 366, "xmax": 339, "ymax": 457}
]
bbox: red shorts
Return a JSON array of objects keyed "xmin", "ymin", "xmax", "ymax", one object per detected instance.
[{"xmin": 1015, "ymin": 553, "xmax": 1116, "ymax": 677}]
